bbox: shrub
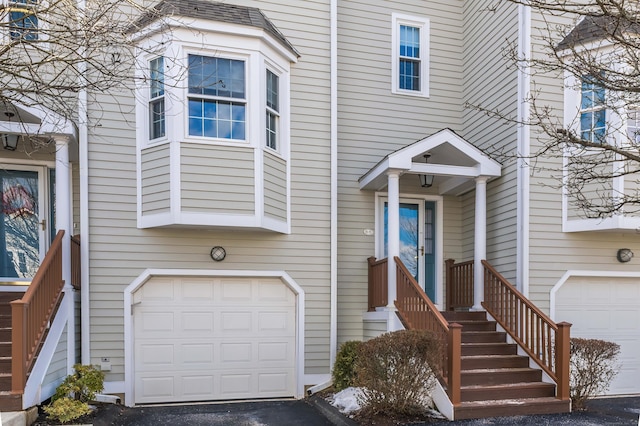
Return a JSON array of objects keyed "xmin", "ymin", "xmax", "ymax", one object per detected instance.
[
  {"xmin": 43, "ymin": 397, "xmax": 91, "ymax": 424},
  {"xmin": 570, "ymin": 337, "xmax": 620, "ymax": 410},
  {"xmin": 332, "ymin": 340, "xmax": 363, "ymax": 391},
  {"xmin": 354, "ymin": 329, "xmax": 440, "ymax": 417},
  {"xmin": 44, "ymin": 364, "xmax": 105, "ymax": 423}
]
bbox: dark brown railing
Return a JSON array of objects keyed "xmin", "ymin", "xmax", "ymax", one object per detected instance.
[
  {"xmin": 367, "ymin": 257, "xmax": 388, "ymax": 311},
  {"xmin": 394, "ymin": 257, "xmax": 461, "ymax": 405},
  {"xmin": 11, "ymin": 231, "xmax": 66, "ymax": 394},
  {"xmin": 71, "ymin": 235, "xmax": 81, "ymax": 290},
  {"xmin": 481, "ymin": 260, "xmax": 571, "ymax": 400},
  {"xmin": 445, "ymin": 259, "xmax": 474, "ymax": 311}
]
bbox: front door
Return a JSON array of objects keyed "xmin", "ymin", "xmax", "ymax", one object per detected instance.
[
  {"xmin": 382, "ymin": 198, "xmax": 437, "ymax": 301},
  {"xmin": 0, "ymin": 166, "xmax": 50, "ymax": 280}
]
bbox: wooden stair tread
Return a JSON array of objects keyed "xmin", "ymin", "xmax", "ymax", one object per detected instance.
[
  {"xmin": 462, "ymin": 367, "xmax": 536, "ymax": 373},
  {"xmin": 458, "ymin": 396, "xmax": 568, "ymax": 408},
  {"xmin": 461, "ymin": 354, "xmax": 524, "ymax": 359},
  {"xmin": 461, "ymin": 381, "xmax": 555, "ymax": 390}
]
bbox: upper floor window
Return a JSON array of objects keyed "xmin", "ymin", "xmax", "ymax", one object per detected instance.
[
  {"xmin": 266, "ymin": 69, "xmax": 279, "ymax": 150},
  {"xmin": 187, "ymin": 55, "xmax": 246, "ymax": 140},
  {"xmin": 580, "ymin": 75, "xmax": 606, "ymax": 143},
  {"xmin": 627, "ymin": 110, "xmax": 640, "ymax": 145},
  {"xmin": 392, "ymin": 13, "xmax": 429, "ymax": 97},
  {"xmin": 8, "ymin": 0, "xmax": 38, "ymax": 41},
  {"xmin": 149, "ymin": 57, "xmax": 165, "ymax": 140}
]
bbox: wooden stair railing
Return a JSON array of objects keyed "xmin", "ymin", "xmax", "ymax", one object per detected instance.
[
  {"xmin": 394, "ymin": 256, "xmax": 462, "ymax": 405},
  {"xmin": 71, "ymin": 234, "xmax": 81, "ymax": 290},
  {"xmin": 367, "ymin": 257, "xmax": 387, "ymax": 311},
  {"xmin": 481, "ymin": 260, "xmax": 571, "ymax": 400},
  {"xmin": 445, "ymin": 259, "xmax": 474, "ymax": 311},
  {"xmin": 10, "ymin": 230, "xmax": 66, "ymax": 394}
]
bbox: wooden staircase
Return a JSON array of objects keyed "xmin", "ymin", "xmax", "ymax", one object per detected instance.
[
  {"xmin": 441, "ymin": 311, "xmax": 570, "ymax": 420},
  {"xmin": 0, "ymin": 292, "xmax": 25, "ymax": 411}
]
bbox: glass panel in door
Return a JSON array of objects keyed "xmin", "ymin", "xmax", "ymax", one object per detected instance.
[
  {"xmin": 0, "ymin": 170, "xmax": 40, "ymax": 278},
  {"xmin": 424, "ymin": 201, "xmax": 436, "ymax": 301},
  {"xmin": 384, "ymin": 202, "xmax": 420, "ymax": 281}
]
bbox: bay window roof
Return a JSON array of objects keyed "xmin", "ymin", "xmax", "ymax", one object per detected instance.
[{"xmin": 129, "ymin": 0, "xmax": 299, "ymax": 58}]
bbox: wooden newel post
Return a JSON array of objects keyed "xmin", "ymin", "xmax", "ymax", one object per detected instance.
[
  {"xmin": 555, "ymin": 321, "xmax": 572, "ymax": 401},
  {"xmin": 10, "ymin": 300, "xmax": 27, "ymax": 394},
  {"xmin": 448, "ymin": 322, "xmax": 462, "ymax": 405},
  {"xmin": 445, "ymin": 259, "xmax": 455, "ymax": 311}
]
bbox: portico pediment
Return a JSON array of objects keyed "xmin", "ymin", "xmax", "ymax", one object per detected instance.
[{"xmin": 358, "ymin": 128, "xmax": 501, "ymax": 195}]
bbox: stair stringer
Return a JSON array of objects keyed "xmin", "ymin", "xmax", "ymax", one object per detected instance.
[
  {"xmin": 483, "ymin": 310, "xmax": 556, "ymax": 386},
  {"xmin": 22, "ymin": 290, "xmax": 73, "ymax": 409}
]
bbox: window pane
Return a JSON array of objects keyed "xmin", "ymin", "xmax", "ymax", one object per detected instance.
[
  {"xmin": 150, "ymin": 57, "xmax": 164, "ymax": 98},
  {"xmin": 188, "ymin": 55, "xmax": 245, "ymax": 99},
  {"xmin": 188, "ymin": 99, "xmax": 245, "ymax": 140},
  {"xmin": 267, "ymin": 70, "xmax": 279, "ymax": 111},
  {"xmin": 150, "ymin": 99, "xmax": 165, "ymax": 139},
  {"xmin": 9, "ymin": 10, "xmax": 38, "ymax": 40},
  {"xmin": 400, "ymin": 25, "xmax": 420, "ymax": 59},
  {"xmin": 399, "ymin": 59, "xmax": 420, "ymax": 91}
]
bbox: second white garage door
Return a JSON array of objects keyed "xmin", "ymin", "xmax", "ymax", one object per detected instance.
[
  {"xmin": 133, "ymin": 276, "xmax": 296, "ymax": 404},
  {"xmin": 555, "ymin": 276, "xmax": 640, "ymax": 395}
]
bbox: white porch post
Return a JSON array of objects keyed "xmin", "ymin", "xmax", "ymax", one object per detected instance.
[
  {"xmin": 54, "ymin": 135, "xmax": 76, "ymax": 372},
  {"xmin": 473, "ymin": 176, "xmax": 488, "ymax": 311},
  {"xmin": 386, "ymin": 171, "xmax": 400, "ymax": 310}
]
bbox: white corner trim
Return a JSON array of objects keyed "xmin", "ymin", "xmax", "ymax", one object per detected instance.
[
  {"xmin": 516, "ymin": 3, "xmax": 531, "ymax": 297},
  {"xmin": 549, "ymin": 269, "xmax": 640, "ymax": 321},
  {"xmin": 123, "ymin": 269, "xmax": 306, "ymax": 407},
  {"xmin": 79, "ymin": 86, "xmax": 90, "ymax": 365},
  {"xmin": 329, "ymin": 0, "xmax": 338, "ymax": 370}
]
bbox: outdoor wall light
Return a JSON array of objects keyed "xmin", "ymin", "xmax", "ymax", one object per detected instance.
[
  {"xmin": 1, "ymin": 134, "xmax": 19, "ymax": 151},
  {"xmin": 210, "ymin": 246, "xmax": 226, "ymax": 261},
  {"xmin": 419, "ymin": 153, "xmax": 434, "ymax": 188},
  {"xmin": 616, "ymin": 248, "xmax": 634, "ymax": 263}
]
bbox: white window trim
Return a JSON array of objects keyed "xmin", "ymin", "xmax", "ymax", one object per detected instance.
[{"xmin": 391, "ymin": 13, "xmax": 430, "ymax": 98}]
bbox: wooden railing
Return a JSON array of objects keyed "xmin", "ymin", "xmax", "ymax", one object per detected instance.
[
  {"xmin": 394, "ymin": 257, "xmax": 462, "ymax": 405},
  {"xmin": 71, "ymin": 235, "xmax": 81, "ymax": 290},
  {"xmin": 445, "ymin": 259, "xmax": 474, "ymax": 311},
  {"xmin": 481, "ymin": 260, "xmax": 571, "ymax": 400},
  {"xmin": 11, "ymin": 231, "xmax": 66, "ymax": 394},
  {"xmin": 367, "ymin": 257, "xmax": 388, "ymax": 311}
]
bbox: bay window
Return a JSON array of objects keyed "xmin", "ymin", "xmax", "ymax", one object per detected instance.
[
  {"xmin": 149, "ymin": 57, "xmax": 165, "ymax": 140},
  {"xmin": 266, "ymin": 69, "xmax": 279, "ymax": 150}
]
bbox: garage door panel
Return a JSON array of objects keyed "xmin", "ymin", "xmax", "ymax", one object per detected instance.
[
  {"xmin": 556, "ymin": 277, "xmax": 640, "ymax": 395},
  {"xmin": 134, "ymin": 277, "xmax": 296, "ymax": 404}
]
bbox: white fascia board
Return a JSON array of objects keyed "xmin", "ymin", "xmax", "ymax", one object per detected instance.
[
  {"xmin": 359, "ymin": 159, "xmax": 392, "ymax": 190},
  {"xmin": 438, "ymin": 176, "xmax": 471, "ymax": 195},
  {"xmin": 0, "ymin": 101, "xmax": 76, "ymax": 137}
]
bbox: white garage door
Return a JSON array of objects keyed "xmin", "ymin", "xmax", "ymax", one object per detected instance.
[
  {"xmin": 555, "ymin": 276, "xmax": 640, "ymax": 395},
  {"xmin": 133, "ymin": 277, "xmax": 296, "ymax": 404}
]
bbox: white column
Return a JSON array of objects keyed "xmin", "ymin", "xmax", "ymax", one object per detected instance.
[
  {"xmin": 473, "ymin": 176, "xmax": 488, "ymax": 311},
  {"xmin": 54, "ymin": 136, "xmax": 73, "ymax": 290},
  {"xmin": 55, "ymin": 136, "xmax": 76, "ymax": 370},
  {"xmin": 387, "ymin": 171, "xmax": 400, "ymax": 310}
]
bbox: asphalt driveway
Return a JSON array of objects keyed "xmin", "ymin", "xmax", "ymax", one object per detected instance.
[{"xmin": 92, "ymin": 395, "xmax": 640, "ymax": 426}]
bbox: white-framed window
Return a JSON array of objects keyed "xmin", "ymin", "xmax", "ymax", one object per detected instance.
[
  {"xmin": 392, "ymin": 13, "xmax": 429, "ymax": 97},
  {"xmin": 8, "ymin": 0, "xmax": 38, "ymax": 41},
  {"xmin": 580, "ymin": 74, "xmax": 606, "ymax": 143},
  {"xmin": 187, "ymin": 54, "xmax": 246, "ymax": 140},
  {"xmin": 626, "ymin": 109, "xmax": 640, "ymax": 145},
  {"xmin": 149, "ymin": 56, "xmax": 165, "ymax": 140},
  {"xmin": 266, "ymin": 69, "xmax": 279, "ymax": 150}
]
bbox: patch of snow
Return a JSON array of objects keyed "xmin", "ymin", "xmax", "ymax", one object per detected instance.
[{"xmin": 329, "ymin": 387, "xmax": 364, "ymax": 414}]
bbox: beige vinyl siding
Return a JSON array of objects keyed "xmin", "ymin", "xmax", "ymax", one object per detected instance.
[
  {"xmin": 337, "ymin": 0, "xmax": 464, "ymax": 344},
  {"xmin": 461, "ymin": 2, "xmax": 518, "ymax": 282},
  {"xmin": 363, "ymin": 318, "xmax": 388, "ymax": 341},
  {"xmin": 141, "ymin": 144, "xmax": 170, "ymax": 215},
  {"xmin": 623, "ymin": 169, "xmax": 640, "ymax": 217},
  {"xmin": 43, "ymin": 324, "xmax": 68, "ymax": 389},
  {"xmin": 263, "ymin": 151, "xmax": 287, "ymax": 221},
  {"xmin": 180, "ymin": 144, "xmax": 254, "ymax": 214},
  {"xmin": 87, "ymin": 0, "xmax": 331, "ymax": 382}
]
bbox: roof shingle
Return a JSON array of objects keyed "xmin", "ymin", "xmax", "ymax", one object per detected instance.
[{"xmin": 557, "ymin": 15, "xmax": 640, "ymax": 51}]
